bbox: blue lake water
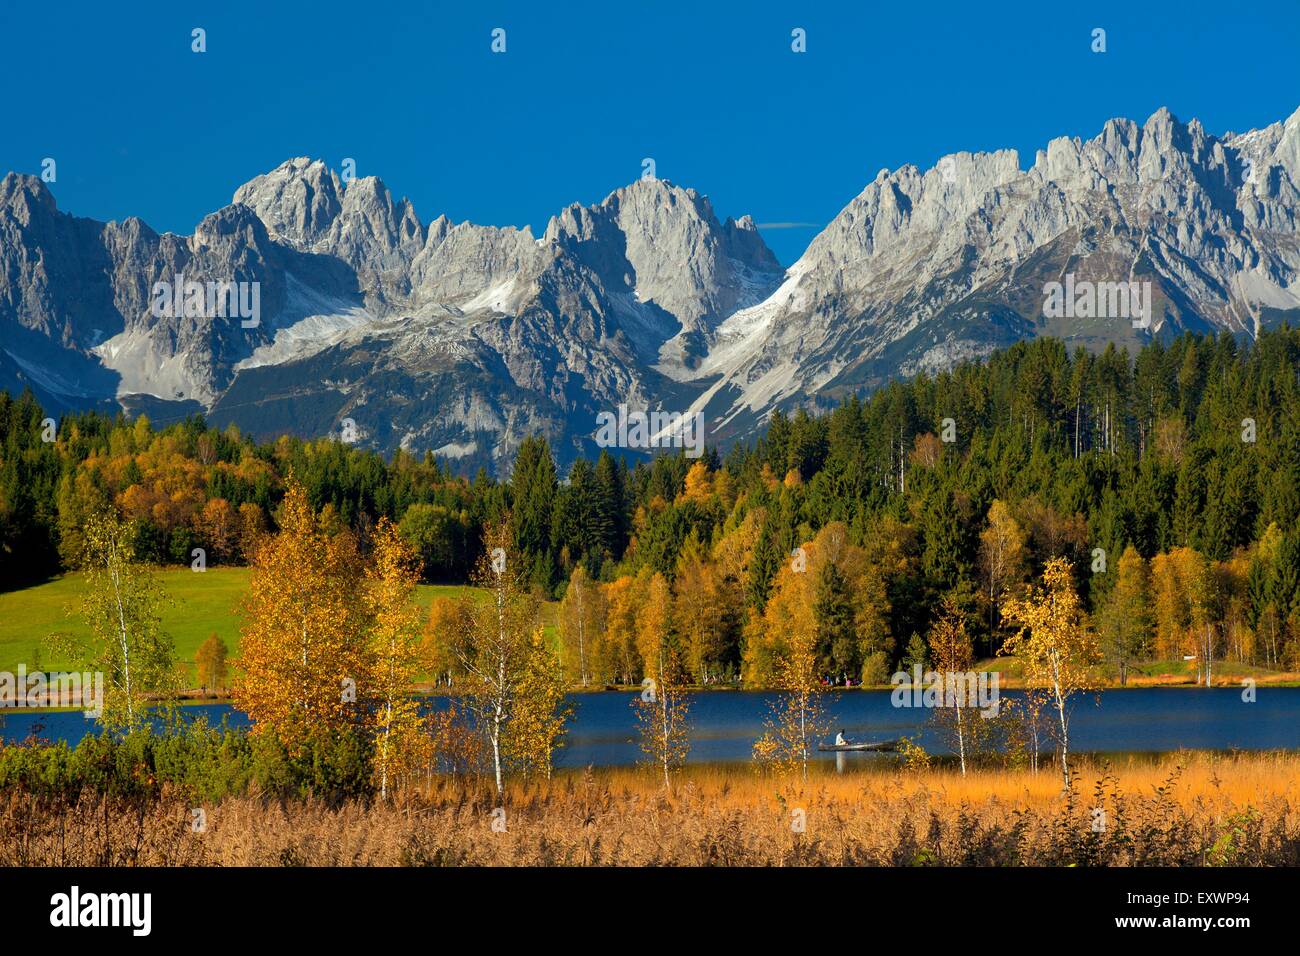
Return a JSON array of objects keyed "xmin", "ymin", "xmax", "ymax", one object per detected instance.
[{"xmin": 3, "ymin": 687, "xmax": 1297, "ymax": 767}]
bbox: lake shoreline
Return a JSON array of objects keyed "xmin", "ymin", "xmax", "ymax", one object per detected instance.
[{"xmin": 6, "ymin": 687, "xmax": 1299, "ymax": 764}]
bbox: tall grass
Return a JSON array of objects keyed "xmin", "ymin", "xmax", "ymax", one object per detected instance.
[{"xmin": 3, "ymin": 752, "xmax": 1296, "ymax": 866}]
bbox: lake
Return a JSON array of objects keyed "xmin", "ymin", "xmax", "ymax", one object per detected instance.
[{"xmin": 3, "ymin": 687, "xmax": 1297, "ymax": 767}]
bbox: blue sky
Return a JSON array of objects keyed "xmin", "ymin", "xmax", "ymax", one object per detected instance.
[{"xmin": 3, "ymin": 0, "xmax": 1298, "ymax": 265}]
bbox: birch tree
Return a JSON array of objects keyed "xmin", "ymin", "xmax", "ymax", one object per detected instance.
[
  {"xmin": 366, "ymin": 518, "xmax": 429, "ymax": 799},
  {"xmin": 1187, "ymin": 553, "xmax": 1221, "ymax": 687},
  {"xmin": 1001, "ymin": 558, "xmax": 1099, "ymax": 789},
  {"xmin": 558, "ymin": 564, "xmax": 603, "ymax": 686},
  {"xmin": 235, "ymin": 479, "xmax": 371, "ymax": 753},
  {"xmin": 633, "ymin": 573, "xmax": 691, "ymax": 789},
  {"xmin": 54, "ymin": 509, "xmax": 177, "ymax": 729},
  {"xmin": 445, "ymin": 518, "xmax": 539, "ymax": 796},
  {"xmin": 506, "ymin": 627, "xmax": 569, "ymax": 779},
  {"xmin": 928, "ymin": 598, "xmax": 977, "ymax": 775}
]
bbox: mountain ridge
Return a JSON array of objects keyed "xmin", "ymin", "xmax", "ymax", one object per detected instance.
[{"xmin": 3, "ymin": 103, "xmax": 1299, "ymax": 471}]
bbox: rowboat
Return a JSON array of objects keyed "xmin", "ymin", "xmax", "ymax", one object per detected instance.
[{"xmin": 817, "ymin": 739, "xmax": 901, "ymax": 753}]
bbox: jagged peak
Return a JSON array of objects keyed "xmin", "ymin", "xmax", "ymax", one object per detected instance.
[
  {"xmin": 231, "ymin": 158, "xmax": 344, "ymax": 247},
  {"xmin": 192, "ymin": 203, "xmax": 273, "ymax": 247},
  {"xmin": 0, "ymin": 171, "xmax": 57, "ymax": 215}
]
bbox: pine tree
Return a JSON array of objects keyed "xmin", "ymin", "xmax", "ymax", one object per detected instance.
[
  {"xmin": 814, "ymin": 558, "xmax": 856, "ymax": 679},
  {"xmin": 746, "ymin": 511, "xmax": 781, "ymax": 611},
  {"xmin": 1098, "ymin": 546, "xmax": 1153, "ymax": 685},
  {"xmin": 589, "ymin": 450, "xmax": 626, "ymax": 563},
  {"xmin": 510, "ymin": 436, "xmax": 558, "ymax": 592}
]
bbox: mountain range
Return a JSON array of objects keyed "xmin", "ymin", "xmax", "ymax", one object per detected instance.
[{"xmin": 3, "ymin": 104, "xmax": 1299, "ymax": 473}]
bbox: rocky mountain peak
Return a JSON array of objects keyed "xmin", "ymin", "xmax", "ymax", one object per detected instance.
[
  {"xmin": 232, "ymin": 157, "xmax": 344, "ymax": 247},
  {"xmin": 5, "ymin": 104, "xmax": 1297, "ymax": 469},
  {"xmin": 192, "ymin": 203, "xmax": 273, "ymax": 250},
  {"xmin": 544, "ymin": 177, "xmax": 783, "ymax": 348},
  {"xmin": 0, "ymin": 173, "xmax": 59, "ymax": 225}
]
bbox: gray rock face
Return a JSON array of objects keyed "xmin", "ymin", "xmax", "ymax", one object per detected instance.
[
  {"xmin": 3, "ymin": 104, "xmax": 1299, "ymax": 465},
  {"xmin": 232, "ymin": 157, "xmax": 344, "ymax": 249},
  {"xmin": 547, "ymin": 180, "xmax": 783, "ymax": 358},
  {"xmin": 0, "ymin": 162, "xmax": 780, "ymax": 464},
  {"xmin": 687, "ymin": 105, "xmax": 1300, "ymax": 441}
]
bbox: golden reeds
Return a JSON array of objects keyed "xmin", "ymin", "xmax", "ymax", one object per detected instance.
[{"xmin": 2, "ymin": 752, "xmax": 1297, "ymax": 866}]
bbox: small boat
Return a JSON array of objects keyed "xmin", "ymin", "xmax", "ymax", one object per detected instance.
[{"xmin": 817, "ymin": 739, "xmax": 901, "ymax": 753}]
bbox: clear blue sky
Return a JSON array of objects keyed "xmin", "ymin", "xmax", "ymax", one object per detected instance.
[{"xmin": 3, "ymin": 0, "xmax": 1297, "ymax": 266}]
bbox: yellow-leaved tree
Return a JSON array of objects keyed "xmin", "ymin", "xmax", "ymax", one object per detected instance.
[
  {"xmin": 1150, "ymin": 547, "xmax": 1196, "ymax": 660},
  {"xmin": 1001, "ymin": 557, "xmax": 1100, "ymax": 789},
  {"xmin": 505, "ymin": 627, "xmax": 570, "ymax": 780},
  {"xmin": 745, "ymin": 525, "xmax": 891, "ymax": 687},
  {"xmin": 437, "ymin": 518, "xmax": 544, "ymax": 796},
  {"xmin": 927, "ymin": 598, "xmax": 982, "ymax": 775},
  {"xmin": 558, "ymin": 563, "xmax": 604, "ymax": 686},
  {"xmin": 633, "ymin": 572, "xmax": 691, "ymax": 789},
  {"xmin": 978, "ymin": 499, "xmax": 1028, "ymax": 652},
  {"xmin": 235, "ymin": 478, "xmax": 372, "ymax": 753},
  {"xmin": 750, "ymin": 555, "xmax": 828, "ymax": 781},
  {"xmin": 680, "ymin": 460, "xmax": 714, "ymax": 502},
  {"xmin": 366, "ymin": 517, "xmax": 429, "ymax": 799},
  {"xmin": 194, "ymin": 633, "xmax": 229, "ymax": 695},
  {"xmin": 600, "ymin": 572, "xmax": 648, "ymax": 685},
  {"xmin": 423, "ymin": 595, "xmax": 471, "ymax": 687},
  {"xmin": 673, "ymin": 545, "xmax": 732, "ymax": 685}
]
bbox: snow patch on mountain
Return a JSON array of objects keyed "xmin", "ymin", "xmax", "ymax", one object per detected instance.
[
  {"xmin": 236, "ymin": 275, "xmax": 374, "ymax": 370},
  {"xmin": 93, "ymin": 328, "xmax": 207, "ymax": 403}
]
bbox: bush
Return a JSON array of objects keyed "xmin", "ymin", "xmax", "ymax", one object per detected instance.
[{"xmin": 0, "ymin": 721, "xmax": 376, "ymax": 803}]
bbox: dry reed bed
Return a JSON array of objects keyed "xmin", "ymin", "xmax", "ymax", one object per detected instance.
[{"xmin": 3, "ymin": 752, "xmax": 1298, "ymax": 866}]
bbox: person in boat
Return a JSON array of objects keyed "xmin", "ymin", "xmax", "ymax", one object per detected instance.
[{"xmin": 835, "ymin": 728, "xmax": 850, "ymax": 746}]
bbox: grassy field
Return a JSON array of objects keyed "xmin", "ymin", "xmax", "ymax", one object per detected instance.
[
  {"xmin": 0, "ymin": 569, "xmax": 553, "ymax": 681},
  {"xmin": 974, "ymin": 655, "xmax": 1300, "ymax": 687},
  {"xmin": 2, "ymin": 569, "xmax": 1290, "ymax": 689}
]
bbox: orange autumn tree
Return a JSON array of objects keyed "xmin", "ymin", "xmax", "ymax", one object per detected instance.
[
  {"xmin": 673, "ymin": 538, "xmax": 732, "ymax": 684},
  {"xmin": 680, "ymin": 460, "xmax": 714, "ymax": 502},
  {"xmin": 423, "ymin": 596, "xmax": 472, "ymax": 686},
  {"xmin": 600, "ymin": 571, "xmax": 649, "ymax": 685},
  {"xmin": 235, "ymin": 478, "xmax": 373, "ymax": 753}
]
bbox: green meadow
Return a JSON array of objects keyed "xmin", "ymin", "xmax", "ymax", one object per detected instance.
[{"xmin": 0, "ymin": 569, "xmax": 547, "ymax": 682}]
